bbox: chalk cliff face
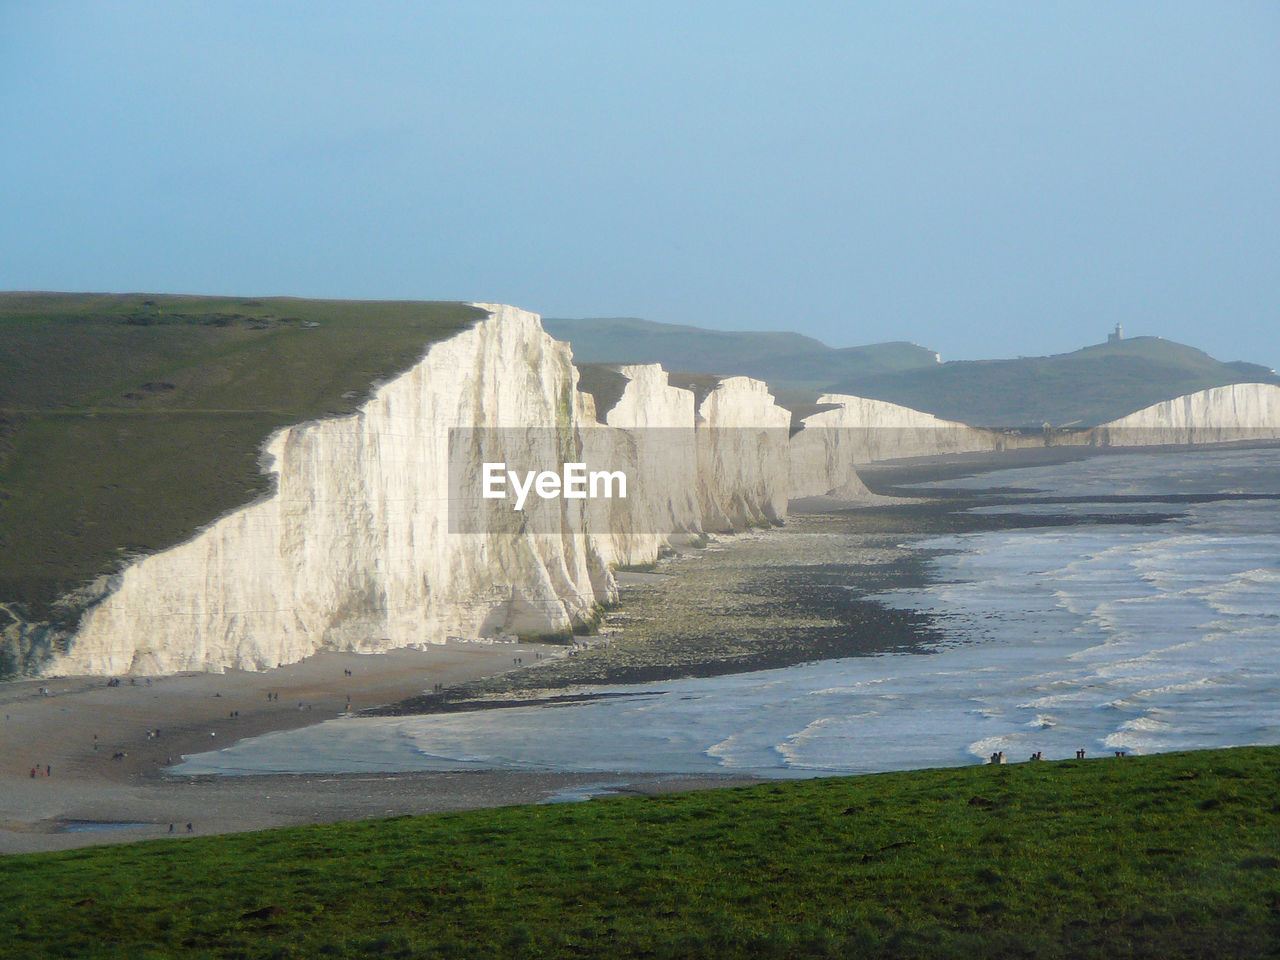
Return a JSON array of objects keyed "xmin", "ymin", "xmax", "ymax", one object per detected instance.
[
  {"xmin": 50, "ymin": 305, "xmax": 612, "ymax": 675},
  {"xmin": 789, "ymin": 393, "xmax": 1005, "ymax": 498},
  {"xmin": 580, "ymin": 366, "xmax": 794, "ymax": 564},
  {"xmin": 581, "ymin": 364, "xmax": 700, "ymax": 569},
  {"xmin": 41, "ymin": 313, "xmax": 799, "ymax": 676},
  {"xmin": 29, "ymin": 307, "xmax": 1280, "ymax": 679},
  {"xmin": 1090, "ymin": 383, "xmax": 1280, "ymax": 447},
  {"xmin": 694, "ymin": 377, "xmax": 792, "ymax": 532}
]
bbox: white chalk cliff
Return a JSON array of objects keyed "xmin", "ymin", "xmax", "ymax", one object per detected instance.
[
  {"xmin": 24, "ymin": 309, "xmax": 1280, "ymax": 677},
  {"xmin": 1090, "ymin": 383, "xmax": 1280, "ymax": 447},
  {"xmin": 43, "ymin": 311, "xmax": 803, "ymax": 675},
  {"xmin": 693, "ymin": 377, "xmax": 792, "ymax": 531},
  {"xmin": 789, "ymin": 393, "xmax": 1006, "ymax": 498},
  {"xmin": 52, "ymin": 306, "xmax": 612, "ymax": 675},
  {"xmin": 579, "ymin": 363, "xmax": 701, "ymax": 570}
]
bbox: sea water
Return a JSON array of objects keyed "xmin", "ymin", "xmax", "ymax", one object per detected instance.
[{"xmin": 177, "ymin": 447, "xmax": 1280, "ymax": 778}]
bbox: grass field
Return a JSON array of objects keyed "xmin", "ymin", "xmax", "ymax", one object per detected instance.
[
  {"xmin": 0, "ymin": 293, "xmax": 484, "ymax": 624},
  {"xmin": 2, "ymin": 746, "xmax": 1278, "ymax": 959}
]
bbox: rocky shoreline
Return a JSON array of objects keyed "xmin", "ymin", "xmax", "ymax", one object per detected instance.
[
  {"xmin": 370, "ymin": 513, "xmax": 943, "ymax": 715},
  {"xmin": 373, "ymin": 451, "xmax": 1193, "ymax": 717}
]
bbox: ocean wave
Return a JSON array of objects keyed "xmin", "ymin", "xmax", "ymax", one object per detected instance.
[
  {"xmin": 805, "ymin": 677, "xmax": 897, "ymax": 697},
  {"xmin": 1103, "ymin": 675, "xmax": 1226, "ymax": 709},
  {"xmin": 967, "ymin": 735, "xmax": 1027, "ymax": 760},
  {"xmin": 774, "ymin": 716, "xmax": 844, "ymax": 768},
  {"xmin": 704, "ymin": 734, "xmax": 744, "ymax": 766}
]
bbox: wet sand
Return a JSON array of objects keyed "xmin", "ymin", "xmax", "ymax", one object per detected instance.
[{"xmin": 0, "ymin": 641, "xmax": 738, "ymax": 854}]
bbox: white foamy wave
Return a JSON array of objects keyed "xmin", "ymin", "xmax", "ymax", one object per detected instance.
[
  {"xmin": 774, "ymin": 716, "xmax": 842, "ymax": 768},
  {"xmin": 805, "ymin": 676, "xmax": 897, "ymax": 697},
  {"xmin": 968, "ymin": 735, "xmax": 1026, "ymax": 760},
  {"xmin": 1195, "ymin": 568, "xmax": 1280, "ymax": 618},
  {"xmin": 704, "ymin": 734, "xmax": 745, "ymax": 766}
]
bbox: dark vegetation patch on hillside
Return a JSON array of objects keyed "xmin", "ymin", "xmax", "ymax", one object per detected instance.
[
  {"xmin": 776, "ymin": 400, "xmax": 842, "ymax": 436},
  {"xmin": 664, "ymin": 372, "xmax": 725, "ymax": 407},
  {"xmin": 573, "ymin": 363, "xmax": 631, "ymax": 420},
  {"xmin": 2, "ymin": 746, "xmax": 1278, "ymax": 958},
  {"xmin": 0, "ymin": 293, "xmax": 485, "ymax": 620}
]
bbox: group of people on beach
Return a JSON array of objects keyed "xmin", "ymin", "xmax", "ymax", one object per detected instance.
[{"xmin": 28, "ymin": 763, "xmax": 51, "ymax": 778}]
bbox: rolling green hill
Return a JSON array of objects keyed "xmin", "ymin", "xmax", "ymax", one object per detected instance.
[
  {"xmin": 829, "ymin": 337, "xmax": 1280, "ymax": 428},
  {"xmin": 542, "ymin": 317, "xmax": 940, "ymax": 394},
  {"xmin": 3, "ymin": 746, "xmax": 1278, "ymax": 959},
  {"xmin": 548, "ymin": 317, "xmax": 1278, "ymax": 429},
  {"xmin": 0, "ymin": 293, "xmax": 484, "ymax": 622}
]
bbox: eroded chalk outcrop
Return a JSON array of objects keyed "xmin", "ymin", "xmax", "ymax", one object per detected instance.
[
  {"xmin": 580, "ymin": 363, "xmax": 700, "ymax": 570},
  {"xmin": 694, "ymin": 377, "xmax": 791, "ymax": 531},
  {"xmin": 581, "ymin": 366, "xmax": 791, "ymax": 565}
]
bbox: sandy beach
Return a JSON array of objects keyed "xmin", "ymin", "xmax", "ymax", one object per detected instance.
[
  {"xmin": 0, "ymin": 639, "xmax": 764, "ymax": 855},
  {"xmin": 4, "ymin": 507, "xmax": 900, "ymax": 856}
]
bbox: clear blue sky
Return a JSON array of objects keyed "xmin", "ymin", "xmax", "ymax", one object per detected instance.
[{"xmin": 2, "ymin": 2, "xmax": 1277, "ymax": 365}]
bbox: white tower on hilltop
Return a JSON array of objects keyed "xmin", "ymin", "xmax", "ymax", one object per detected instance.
[{"xmin": 1108, "ymin": 323, "xmax": 1124, "ymax": 345}]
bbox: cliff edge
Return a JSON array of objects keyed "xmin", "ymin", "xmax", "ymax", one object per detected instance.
[{"xmin": 9, "ymin": 309, "xmax": 1279, "ymax": 678}]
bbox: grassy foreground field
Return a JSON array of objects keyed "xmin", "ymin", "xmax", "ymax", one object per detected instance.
[
  {"xmin": 0, "ymin": 293, "xmax": 483, "ymax": 626},
  {"xmin": 2, "ymin": 747, "xmax": 1278, "ymax": 959}
]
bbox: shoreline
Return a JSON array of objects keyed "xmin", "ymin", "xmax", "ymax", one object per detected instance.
[
  {"xmin": 370, "ymin": 517, "xmax": 948, "ymax": 716},
  {"xmin": 0, "ymin": 641, "xmax": 588, "ymax": 853},
  {"xmin": 2, "ymin": 498, "xmax": 951, "ymax": 854},
  {"xmin": 373, "ymin": 443, "xmax": 1210, "ymax": 717},
  {"xmin": 0, "ymin": 445, "xmax": 1235, "ymax": 854}
]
